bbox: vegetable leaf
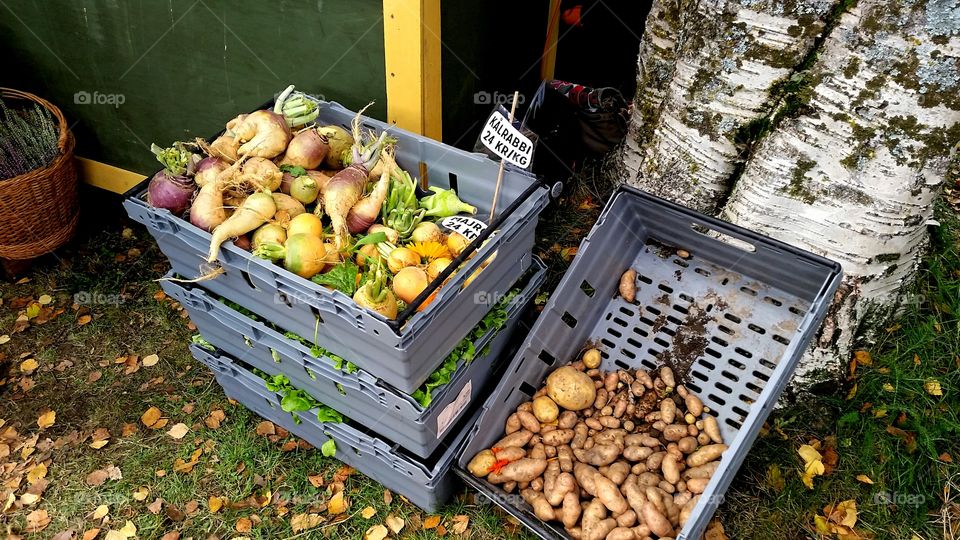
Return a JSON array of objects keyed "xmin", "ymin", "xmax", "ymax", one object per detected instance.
[
  {"xmin": 279, "ymin": 164, "xmax": 307, "ymax": 177},
  {"xmin": 190, "ymin": 334, "xmax": 215, "ymax": 351},
  {"xmin": 321, "ymin": 438, "xmax": 337, "ymax": 457},
  {"xmin": 354, "ymin": 231, "xmax": 387, "ymax": 248},
  {"xmin": 311, "ymin": 260, "xmax": 360, "ymax": 296}
]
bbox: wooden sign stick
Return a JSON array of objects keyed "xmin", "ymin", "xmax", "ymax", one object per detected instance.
[{"xmin": 489, "ymin": 91, "xmax": 520, "ymax": 225}]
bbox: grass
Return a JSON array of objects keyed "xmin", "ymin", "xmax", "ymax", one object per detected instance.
[{"xmin": 0, "ymin": 181, "xmax": 957, "ymax": 539}]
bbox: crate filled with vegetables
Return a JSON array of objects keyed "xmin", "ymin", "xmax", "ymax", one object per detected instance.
[
  {"xmin": 456, "ymin": 186, "xmax": 842, "ymax": 540},
  {"xmin": 188, "ymin": 343, "xmax": 480, "ymax": 512},
  {"xmin": 124, "ymin": 87, "xmax": 549, "ymax": 393},
  {"xmin": 162, "ymin": 258, "xmax": 545, "ymax": 458}
]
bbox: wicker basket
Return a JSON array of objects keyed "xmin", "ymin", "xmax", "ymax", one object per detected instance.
[{"xmin": 0, "ymin": 88, "xmax": 79, "ymax": 260}]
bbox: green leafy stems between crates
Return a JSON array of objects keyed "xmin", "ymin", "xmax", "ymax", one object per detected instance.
[{"xmin": 256, "ymin": 371, "xmax": 345, "ymax": 425}]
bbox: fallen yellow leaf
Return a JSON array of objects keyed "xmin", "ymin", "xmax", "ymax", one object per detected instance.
[
  {"xmin": 132, "ymin": 487, "xmax": 150, "ymax": 501},
  {"xmin": 141, "ymin": 406, "xmax": 163, "ymax": 428},
  {"xmin": 451, "ymin": 514, "xmax": 470, "ymax": 534},
  {"xmin": 82, "ymin": 529, "xmax": 101, "ymax": 540},
  {"xmin": 798, "ymin": 445, "xmax": 825, "ymax": 489},
  {"xmin": 235, "ymin": 517, "xmax": 252, "ymax": 533},
  {"xmin": 385, "ymin": 514, "xmax": 405, "ymax": 534},
  {"xmin": 27, "ymin": 463, "xmax": 47, "ymax": 484},
  {"xmin": 78, "ymin": 314, "xmax": 93, "ymax": 326},
  {"xmin": 364, "ymin": 524, "xmax": 388, "ymax": 540},
  {"xmin": 424, "ymin": 515, "xmax": 442, "ymax": 530},
  {"xmin": 208, "ymin": 496, "xmax": 224, "ymax": 513},
  {"xmin": 37, "ymin": 409, "xmax": 56, "ymax": 429},
  {"xmin": 290, "ymin": 513, "xmax": 323, "ymax": 533},
  {"xmin": 855, "ymin": 474, "xmax": 874, "ymax": 484},
  {"xmin": 142, "ymin": 354, "xmax": 160, "ymax": 367},
  {"xmin": 26, "ymin": 508, "xmax": 51, "ymax": 532},
  {"xmin": 924, "ymin": 378, "xmax": 943, "ymax": 397},
  {"xmin": 38, "ymin": 294, "xmax": 53, "ymax": 305},
  {"xmin": 882, "ymin": 383, "xmax": 895, "ymax": 392},
  {"xmin": 93, "ymin": 504, "xmax": 109, "ymax": 520},
  {"xmin": 361, "ymin": 505, "xmax": 376, "ymax": 519},
  {"xmin": 0, "ymin": 334, "xmax": 10, "ymax": 344},
  {"xmin": 20, "ymin": 358, "xmax": 39, "ymax": 373},
  {"xmin": 328, "ymin": 490, "xmax": 348, "ymax": 515}
]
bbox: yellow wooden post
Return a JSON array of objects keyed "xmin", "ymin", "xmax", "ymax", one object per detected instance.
[
  {"xmin": 382, "ymin": 0, "xmax": 442, "ymax": 141},
  {"xmin": 540, "ymin": 0, "xmax": 562, "ymax": 80}
]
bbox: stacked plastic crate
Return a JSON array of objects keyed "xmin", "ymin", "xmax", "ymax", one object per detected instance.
[{"xmin": 124, "ymin": 97, "xmax": 552, "ymax": 511}]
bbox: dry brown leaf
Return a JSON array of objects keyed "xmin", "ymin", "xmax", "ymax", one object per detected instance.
[
  {"xmin": 167, "ymin": 423, "xmax": 189, "ymax": 440},
  {"xmin": 291, "ymin": 513, "xmax": 323, "ymax": 533},
  {"xmin": 51, "ymin": 530, "xmax": 76, "ymax": 540},
  {"xmin": 451, "ymin": 514, "xmax": 469, "ymax": 535},
  {"xmin": 385, "ymin": 514, "xmax": 405, "ymax": 534},
  {"xmin": 255, "ymin": 421, "xmax": 276, "ymax": 436},
  {"xmin": 142, "ymin": 354, "xmax": 159, "ymax": 367},
  {"xmin": 90, "ymin": 428, "xmax": 111, "ymax": 450},
  {"xmin": 364, "ymin": 524, "xmax": 388, "ymax": 540},
  {"xmin": 159, "ymin": 532, "xmax": 179, "ymax": 540},
  {"xmin": 383, "ymin": 489, "xmax": 393, "ymax": 505},
  {"xmin": 704, "ymin": 518, "xmax": 729, "ymax": 540},
  {"xmin": 205, "ymin": 409, "xmax": 226, "ymax": 429},
  {"xmin": 78, "ymin": 314, "xmax": 92, "ymax": 326},
  {"xmin": 185, "ymin": 500, "xmax": 199, "ymax": 515},
  {"xmin": 146, "ymin": 498, "xmax": 163, "ymax": 514},
  {"xmin": 328, "ymin": 490, "xmax": 348, "ymax": 515},
  {"xmin": 20, "ymin": 492, "xmax": 42, "ymax": 506},
  {"xmin": 855, "ymin": 474, "xmax": 874, "ymax": 484},
  {"xmin": 82, "ymin": 529, "xmax": 100, "ymax": 540},
  {"xmin": 207, "ymin": 496, "xmax": 224, "ymax": 513},
  {"xmin": 361, "ymin": 506, "xmax": 377, "ymax": 519},
  {"xmin": 26, "ymin": 508, "xmax": 51, "ymax": 532},
  {"xmin": 307, "ymin": 474, "xmax": 324, "ymax": 488},
  {"xmin": 140, "ymin": 406, "xmax": 163, "ymax": 428},
  {"xmin": 92, "ymin": 504, "xmax": 109, "ymax": 520},
  {"xmin": 86, "ymin": 469, "xmax": 109, "ymax": 487},
  {"xmin": 20, "ymin": 358, "xmax": 39, "ymax": 373},
  {"xmin": 132, "ymin": 487, "xmax": 150, "ymax": 501},
  {"xmin": 37, "ymin": 409, "xmax": 56, "ymax": 429},
  {"xmin": 424, "ymin": 515, "xmax": 442, "ymax": 530},
  {"xmin": 235, "ymin": 517, "xmax": 253, "ymax": 533},
  {"xmin": 0, "ymin": 334, "xmax": 9, "ymax": 344}
]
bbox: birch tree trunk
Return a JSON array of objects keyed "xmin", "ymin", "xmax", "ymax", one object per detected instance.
[
  {"xmin": 722, "ymin": 0, "xmax": 960, "ymax": 381},
  {"xmin": 607, "ymin": 0, "xmax": 960, "ymax": 384},
  {"xmin": 622, "ymin": 0, "xmax": 833, "ymax": 213}
]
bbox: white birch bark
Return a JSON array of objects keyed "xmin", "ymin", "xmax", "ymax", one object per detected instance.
[
  {"xmin": 722, "ymin": 0, "xmax": 960, "ymax": 381},
  {"xmin": 629, "ymin": 0, "xmax": 834, "ymax": 213},
  {"xmin": 615, "ymin": 0, "xmax": 688, "ymax": 180}
]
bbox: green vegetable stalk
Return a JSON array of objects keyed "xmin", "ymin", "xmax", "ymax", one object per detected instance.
[
  {"xmin": 151, "ymin": 141, "xmax": 196, "ymax": 176},
  {"xmin": 260, "ymin": 372, "xmax": 344, "ymax": 424},
  {"xmin": 382, "ymin": 168, "xmax": 426, "ymax": 240},
  {"xmin": 419, "ymin": 186, "xmax": 477, "ymax": 218},
  {"xmin": 274, "ymin": 85, "xmax": 319, "ymax": 128}
]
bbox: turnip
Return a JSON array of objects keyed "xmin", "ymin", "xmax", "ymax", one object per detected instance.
[
  {"xmin": 238, "ymin": 158, "xmax": 282, "ymax": 192},
  {"xmin": 271, "ymin": 193, "xmax": 306, "ymax": 220},
  {"xmin": 194, "ymin": 157, "xmax": 228, "ymax": 188},
  {"xmin": 208, "ymin": 114, "xmax": 246, "ymax": 163},
  {"xmin": 252, "ymin": 223, "xmax": 287, "ymax": 250},
  {"xmin": 287, "ymin": 213, "xmax": 323, "ymax": 237},
  {"xmin": 234, "ymin": 110, "xmax": 291, "ymax": 159},
  {"xmin": 411, "ymin": 222, "xmax": 443, "ymax": 244},
  {"xmin": 393, "ymin": 266, "xmax": 429, "ymax": 304},
  {"xmin": 274, "ymin": 85, "xmax": 320, "ymax": 128},
  {"xmin": 346, "ymin": 160, "xmax": 392, "ymax": 234},
  {"xmin": 367, "ymin": 224, "xmax": 399, "ymax": 244},
  {"xmin": 324, "ymin": 109, "xmax": 389, "ymax": 249},
  {"xmin": 190, "ymin": 181, "xmax": 227, "ymax": 231},
  {"xmin": 386, "ymin": 246, "xmax": 420, "ymax": 274},
  {"xmin": 147, "ymin": 142, "xmax": 198, "ymax": 215},
  {"xmin": 290, "ymin": 175, "xmax": 320, "ymax": 204},
  {"xmin": 207, "ymin": 192, "xmax": 277, "ymax": 263},
  {"xmin": 316, "ymin": 125, "xmax": 354, "ymax": 169},
  {"xmin": 282, "ymin": 234, "xmax": 327, "ymax": 278},
  {"xmin": 278, "ymin": 128, "xmax": 329, "ymax": 170},
  {"xmin": 353, "ymin": 259, "xmax": 398, "ymax": 320}
]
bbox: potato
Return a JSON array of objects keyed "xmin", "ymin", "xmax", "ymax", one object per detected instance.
[
  {"xmin": 582, "ymin": 501, "xmax": 616, "ymax": 540},
  {"xmin": 558, "ymin": 411, "xmax": 578, "ymax": 429},
  {"xmin": 494, "ymin": 446, "xmax": 526, "ymax": 462},
  {"xmin": 532, "ymin": 396, "xmax": 560, "ymax": 423},
  {"xmin": 646, "ymin": 451, "xmax": 666, "ymax": 472},
  {"xmin": 683, "ymin": 461, "xmax": 720, "ymax": 480},
  {"xmin": 635, "ymin": 370, "xmax": 654, "ymax": 389},
  {"xmin": 604, "ymin": 372, "xmax": 619, "ymax": 392},
  {"xmin": 661, "ymin": 453, "xmax": 681, "ymax": 484},
  {"xmin": 505, "ymin": 413, "xmax": 521, "ymax": 434},
  {"xmin": 572, "ymin": 423, "xmax": 589, "ymax": 449},
  {"xmin": 619, "ymin": 269, "xmax": 637, "ymax": 302},
  {"xmin": 642, "ymin": 500, "xmax": 672, "ymax": 536},
  {"xmin": 546, "ymin": 366, "xmax": 597, "ymax": 411},
  {"xmin": 687, "ymin": 477, "xmax": 709, "ymax": 494},
  {"xmin": 637, "ymin": 472, "xmax": 661, "ymax": 487},
  {"xmin": 599, "ymin": 416, "xmax": 621, "ymax": 429},
  {"xmin": 517, "ymin": 410, "xmax": 541, "ymax": 433},
  {"xmin": 594, "ymin": 388, "xmax": 609, "ymax": 410},
  {"xmin": 585, "ymin": 417, "xmax": 603, "ymax": 431},
  {"xmin": 574, "ymin": 444, "xmax": 621, "ymax": 467},
  {"xmin": 487, "ymin": 458, "xmax": 548, "ymax": 484},
  {"xmin": 493, "ymin": 429, "xmax": 533, "ymax": 449},
  {"xmin": 703, "ymin": 415, "xmax": 723, "ymax": 444},
  {"xmin": 660, "ymin": 398, "xmax": 677, "ymax": 424},
  {"xmin": 677, "ymin": 436, "xmax": 698, "ymax": 454},
  {"xmin": 679, "ymin": 494, "xmax": 700, "ymax": 527},
  {"xmin": 623, "ymin": 445, "xmax": 654, "ymax": 462},
  {"xmin": 685, "ymin": 394, "xmax": 704, "ymax": 417},
  {"xmin": 603, "ymin": 461, "xmax": 631, "ymax": 485},
  {"xmin": 613, "ymin": 399, "xmax": 628, "ymax": 418},
  {"xmin": 686, "ymin": 444, "xmax": 727, "ymax": 467},
  {"xmin": 623, "ymin": 476, "xmax": 647, "ymax": 515},
  {"xmin": 561, "ymin": 490, "xmax": 582, "ymax": 529},
  {"xmin": 558, "ymin": 445, "xmax": 575, "ymax": 472},
  {"xmin": 615, "ymin": 509, "xmax": 637, "ymax": 528},
  {"xmin": 583, "ymin": 348, "xmax": 602, "ymax": 369},
  {"xmin": 606, "ymin": 527, "xmax": 635, "ymax": 540},
  {"xmin": 547, "ymin": 472, "xmax": 577, "ymax": 506},
  {"xmin": 659, "ymin": 366, "xmax": 676, "ymax": 388},
  {"xmin": 663, "ymin": 424, "xmax": 689, "ymax": 441},
  {"xmin": 467, "ymin": 449, "xmax": 497, "ymax": 477},
  {"xmin": 541, "ymin": 428, "xmax": 575, "ymax": 446},
  {"xmin": 587, "ymin": 466, "xmax": 630, "ymax": 514},
  {"xmin": 530, "ymin": 443, "xmax": 547, "ymax": 460},
  {"xmin": 658, "ymin": 480, "xmax": 676, "ymax": 494},
  {"xmin": 521, "ymin": 489, "xmax": 555, "ymax": 521}
]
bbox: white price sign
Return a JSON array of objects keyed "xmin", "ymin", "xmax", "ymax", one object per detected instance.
[
  {"xmin": 440, "ymin": 216, "xmax": 488, "ymax": 242},
  {"xmin": 480, "ymin": 111, "xmax": 533, "ymax": 168}
]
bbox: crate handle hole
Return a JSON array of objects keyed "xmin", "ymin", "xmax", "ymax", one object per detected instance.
[
  {"xmin": 448, "ymin": 171, "xmax": 459, "ymax": 192},
  {"xmin": 580, "ymin": 280, "xmax": 596, "ymax": 297},
  {"xmin": 537, "ymin": 350, "xmax": 556, "ymax": 366},
  {"xmin": 561, "ymin": 312, "xmax": 578, "ymax": 328},
  {"xmin": 692, "ymin": 224, "xmax": 757, "ymax": 253},
  {"xmin": 240, "ymin": 270, "xmax": 257, "ymax": 290},
  {"xmin": 309, "ymin": 309, "xmax": 324, "ymax": 326},
  {"xmin": 519, "ymin": 382, "xmax": 538, "ymax": 397}
]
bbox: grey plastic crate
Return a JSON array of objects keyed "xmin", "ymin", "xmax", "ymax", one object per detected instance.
[
  {"xmin": 162, "ymin": 259, "xmax": 545, "ymax": 458},
  {"xmin": 189, "ymin": 344, "xmax": 484, "ymax": 513},
  {"xmin": 125, "ymin": 98, "xmax": 550, "ymax": 394},
  {"xmin": 456, "ymin": 186, "xmax": 842, "ymax": 540}
]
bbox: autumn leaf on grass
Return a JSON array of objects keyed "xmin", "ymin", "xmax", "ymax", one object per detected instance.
[
  {"xmin": 27, "ymin": 462, "xmax": 48, "ymax": 484},
  {"xmin": 90, "ymin": 427, "xmax": 111, "ymax": 449},
  {"xmin": 291, "ymin": 513, "xmax": 324, "ymax": 533},
  {"xmin": 385, "ymin": 514, "xmax": 405, "ymax": 534},
  {"xmin": 924, "ymin": 378, "xmax": 944, "ymax": 397},
  {"xmin": 26, "ymin": 508, "xmax": 51, "ymax": 532},
  {"xmin": 20, "ymin": 357, "xmax": 38, "ymax": 373},
  {"xmin": 167, "ymin": 423, "xmax": 189, "ymax": 440},
  {"xmin": 365, "ymin": 524, "xmax": 388, "ymax": 540},
  {"xmin": 132, "ymin": 487, "xmax": 150, "ymax": 501},
  {"xmin": 885, "ymin": 425, "xmax": 918, "ymax": 453},
  {"xmin": 855, "ymin": 474, "xmax": 874, "ymax": 484},
  {"xmin": 92, "ymin": 504, "xmax": 110, "ymax": 520},
  {"xmin": 328, "ymin": 490, "xmax": 348, "ymax": 515},
  {"xmin": 86, "ymin": 464, "xmax": 123, "ymax": 486},
  {"xmin": 360, "ymin": 506, "xmax": 377, "ymax": 519},
  {"xmin": 451, "ymin": 515, "xmax": 470, "ymax": 535},
  {"xmin": 142, "ymin": 354, "xmax": 159, "ymax": 367},
  {"xmin": 798, "ymin": 444, "xmax": 825, "ymax": 489},
  {"xmin": 255, "ymin": 421, "xmax": 276, "ymax": 436},
  {"xmin": 141, "ymin": 406, "xmax": 168, "ymax": 429},
  {"xmin": 205, "ymin": 409, "xmax": 226, "ymax": 429},
  {"xmin": 815, "ymin": 499, "xmax": 866, "ymax": 539},
  {"xmin": 104, "ymin": 520, "xmax": 137, "ymax": 540},
  {"xmin": 208, "ymin": 496, "xmax": 225, "ymax": 513},
  {"xmin": 235, "ymin": 517, "xmax": 253, "ymax": 533},
  {"xmin": 423, "ymin": 515, "xmax": 442, "ymax": 530}
]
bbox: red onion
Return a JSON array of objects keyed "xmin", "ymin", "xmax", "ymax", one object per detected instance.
[{"xmin": 147, "ymin": 170, "xmax": 196, "ymax": 215}]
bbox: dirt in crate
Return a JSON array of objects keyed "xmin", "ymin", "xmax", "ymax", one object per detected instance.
[{"xmin": 657, "ymin": 301, "xmax": 710, "ymax": 379}]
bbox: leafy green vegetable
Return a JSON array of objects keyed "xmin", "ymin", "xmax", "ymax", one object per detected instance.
[
  {"xmin": 279, "ymin": 164, "xmax": 307, "ymax": 177},
  {"xmin": 411, "ymin": 287, "xmax": 521, "ymax": 408},
  {"xmin": 311, "ymin": 260, "xmax": 360, "ymax": 296},
  {"xmin": 151, "ymin": 142, "xmax": 195, "ymax": 176},
  {"xmin": 282, "ymin": 331, "xmax": 358, "ymax": 373},
  {"xmin": 190, "ymin": 334, "xmax": 215, "ymax": 351},
  {"xmin": 259, "ymin": 373, "xmax": 344, "ymax": 424},
  {"xmin": 419, "ymin": 186, "xmax": 477, "ymax": 218},
  {"xmin": 355, "ymin": 231, "xmax": 387, "ymax": 247},
  {"xmin": 321, "ymin": 438, "xmax": 337, "ymax": 457}
]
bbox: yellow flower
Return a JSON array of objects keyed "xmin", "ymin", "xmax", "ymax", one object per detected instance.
[{"xmin": 407, "ymin": 241, "xmax": 451, "ymax": 261}]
